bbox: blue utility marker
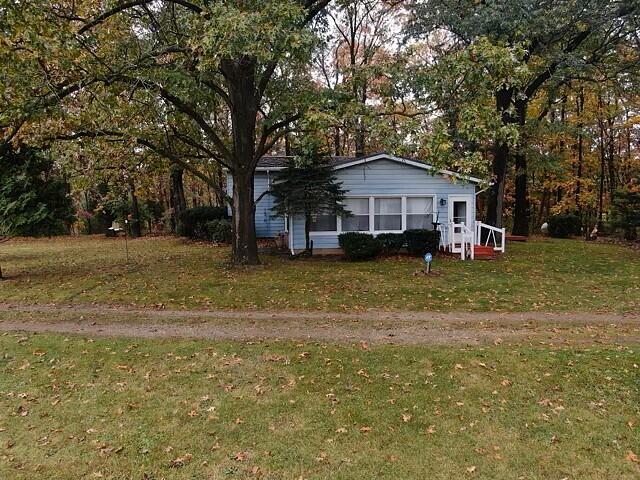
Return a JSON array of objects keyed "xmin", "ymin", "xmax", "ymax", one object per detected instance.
[{"xmin": 423, "ymin": 253, "xmax": 433, "ymax": 274}]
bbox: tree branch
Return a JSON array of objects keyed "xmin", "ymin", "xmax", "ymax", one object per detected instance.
[
  {"xmin": 78, "ymin": 0, "xmax": 202, "ymax": 34},
  {"xmin": 135, "ymin": 138, "xmax": 232, "ymax": 205}
]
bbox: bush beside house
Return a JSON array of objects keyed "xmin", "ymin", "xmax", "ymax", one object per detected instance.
[
  {"xmin": 205, "ymin": 219, "xmax": 233, "ymax": 244},
  {"xmin": 338, "ymin": 233, "xmax": 383, "ymax": 261},
  {"xmin": 339, "ymin": 229, "xmax": 441, "ymax": 261},
  {"xmin": 377, "ymin": 233, "xmax": 406, "ymax": 256},
  {"xmin": 177, "ymin": 206, "xmax": 228, "ymax": 239},
  {"xmin": 404, "ymin": 229, "xmax": 441, "ymax": 257}
]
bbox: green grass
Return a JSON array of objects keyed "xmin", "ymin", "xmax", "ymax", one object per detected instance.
[
  {"xmin": 0, "ymin": 333, "xmax": 638, "ymax": 479},
  {"xmin": 0, "ymin": 236, "xmax": 639, "ymax": 312}
]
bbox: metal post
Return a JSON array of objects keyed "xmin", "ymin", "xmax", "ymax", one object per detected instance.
[{"xmin": 124, "ymin": 219, "xmax": 129, "ymax": 263}]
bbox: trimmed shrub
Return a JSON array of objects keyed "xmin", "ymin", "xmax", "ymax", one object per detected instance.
[
  {"xmin": 404, "ymin": 229, "xmax": 441, "ymax": 257},
  {"xmin": 547, "ymin": 213, "xmax": 582, "ymax": 238},
  {"xmin": 338, "ymin": 232, "xmax": 382, "ymax": 261},
  {"xmin": 205, "ymin": 219, "xmax": 233, "ymax": 244},
  {"xmin": 177, "ymin": 206, "xmax": 228, "ymax": 239},
  {"xmin": 377, "ymin": 232, "xmax": 405, "ymax": 256}
]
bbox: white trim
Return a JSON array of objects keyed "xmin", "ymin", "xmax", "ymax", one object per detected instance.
[
  {"xmin": 448, "ymin": 194, "xmax": 474, "ymax": 226},
  {"xmin": 288, "ymin": 215, "xmax": 294, "ymax": 255}
]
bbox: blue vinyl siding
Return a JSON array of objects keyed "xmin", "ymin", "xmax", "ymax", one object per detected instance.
[
  {"xmin": 226, "ymin": 171, "xmax": 285, "ymax": 238},
  {"xmin": 291, "ymin": 159, "xmax": 476, "ymax": 250}
]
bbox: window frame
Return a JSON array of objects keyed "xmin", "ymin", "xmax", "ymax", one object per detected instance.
[
  {"xmin": 308, "ymin": 194, "xmax": 437, "ymax": 237},
  {"xmin": 373, "ymin": 196, "xmax": 403, "ymax": 233},
  {"xmin": 308, "ymin": 212, "xmax": 339, "ymax": 234},
  {"xmin": 405, "ymin": 196, "xmax": 437, "ymax": 231},
  {"xmin": 341, "ymin": 197, "xmax": 371, "ymax": 233}
]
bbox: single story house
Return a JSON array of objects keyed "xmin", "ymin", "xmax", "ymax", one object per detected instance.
[{"xmin": 227, "ymin": 152, "xmax": 505, "ymax": 259}]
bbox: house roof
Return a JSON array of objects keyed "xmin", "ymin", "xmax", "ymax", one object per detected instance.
[{"xmin": 256, "ymin": 152, "xmax": 484, "ymax": 184}]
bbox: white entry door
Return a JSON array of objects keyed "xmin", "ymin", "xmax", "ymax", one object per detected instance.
[{"xmin": 448, "ymin": 195, "xmax": 474, "ymax": 251}]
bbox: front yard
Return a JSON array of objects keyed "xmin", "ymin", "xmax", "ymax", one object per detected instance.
[
  {"xmin": 0, "ymin": 236, "xmax": 638, "ymax": 312},
  {"xmin": 1, "ymin": 333, "xmax": 638, "ymax": 479}
]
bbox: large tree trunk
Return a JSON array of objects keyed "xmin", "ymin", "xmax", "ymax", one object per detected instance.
[
  {"xmin": 512, "ymin": 150, "xmax": 530, "ymax": 236},
  {"xmin": 486, "ymin": 142, "xmax": 508, "ymax": 228},
  {"xmin": 485, "ymin": 86, "xmax": 514, "ymax": 228},
  {"xmin": 128, "ymin": 177, "xmax": 142, "ymax": 238},
  {"xmin": 231, "ymin": 169, "xmax": 258, "ymax": 264},
  {"xmin": 574, "ymin": 90, "xmax": 585, "ymax": 212},
  {"xmin": 598, "ymin": 97, "xmax": 606, "ymax": 224},
  {"xmin": 512, "ymin": 99, "xmax": 530, "ymax": 236},
  {"xmin": 169, "ymin": 165, "xmax": 187, "ymax": 232},
  {"xmin": 334, "ymin": 127, "xmax": 342, "ymax": 156},
  {"xmin": 223, "ymin": 57, "xmax": 260, "ymax": 265},
  {"xmin": 607, "ymin": 114, "xmax": 616, "ymax": 201}
]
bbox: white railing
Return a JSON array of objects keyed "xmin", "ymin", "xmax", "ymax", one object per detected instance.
[
  {"xmin": 438, "ymin": 221, "xmax": 505, "ymax": 260},
  {"xmin": 439, "ymin": 223, "xmax": 474, "ymax": 260},
  {"xmin": 475, "ymin": 221, "xmax": 506, "ymax": 253},
  {"xmin": 459, "ymin": 223, "xmax": 475, "ymax": 260},
  {"xmin": 437, "ymin": 224, "xmax": 449, "ymax": 250}
]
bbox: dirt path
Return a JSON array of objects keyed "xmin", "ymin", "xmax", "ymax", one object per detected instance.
[{"xmin": 0, "ymin": 302, "xmax": 639, "ymax": 346}]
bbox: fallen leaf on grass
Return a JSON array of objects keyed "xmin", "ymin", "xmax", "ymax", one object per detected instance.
[
  {"xmin": 170, "ymin": 453, "xmax": 193, "ymax": 468},
  {"xmin": 626, "ymin": 451, "xmax": 639, "ymax": 463},
  {"xmin": 234, "ymin": 451, "xmax": 249, "ymax": 462}
]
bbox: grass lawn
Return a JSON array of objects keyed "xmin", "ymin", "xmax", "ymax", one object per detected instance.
[
  {"xmin": 1, "ymin": 333, "xmax": 638, "ymax": 479},
  {"xmin": 1, "ymin": 236, "xmax": 638, "ymax": 312}
]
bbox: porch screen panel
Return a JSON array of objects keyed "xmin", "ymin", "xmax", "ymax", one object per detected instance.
[
  {"xmin": 374, "ymin": 198, "xmax": 402, "ymax": 231},
  {"xmin": 406, "ymin": 197, "xmax": 434, "ymax": 230},
  {"xmin": 342, "ymin": 198, "xmax": 370, "ymax": 231}
]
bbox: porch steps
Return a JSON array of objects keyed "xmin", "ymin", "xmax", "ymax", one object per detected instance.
[
  {"xmin": 506, "ymin": 234, "xmax": 528, "ymax": 242},
  {"xmin": 473, "ymin": 245, "xmax": 499, "ymax": 260}
]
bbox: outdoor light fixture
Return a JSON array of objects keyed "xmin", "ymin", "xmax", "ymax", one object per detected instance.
[{"xmin": 440, "ymin": 198, "xmax": 447, "ymax": 207}]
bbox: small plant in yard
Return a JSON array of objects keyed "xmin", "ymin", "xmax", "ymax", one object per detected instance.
[
  {"xmin": 177, "ymin": 206, "xmax": 228, "ymax": 239},
  {"xmin": 205, "ymin": 219, "xmax": 233, "ymax": 244},
  {"xmin": 404, "ymin": 229, "xmax": 441, "ymax": 257},
  {"xmin": 338, "ymin": 232, "xmax": 382, "ymax": 260},
  {"xmin": 376, "ymin": 233, "xmax": 405, "ymax": 256}
]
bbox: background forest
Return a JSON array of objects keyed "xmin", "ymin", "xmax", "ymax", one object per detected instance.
[{"xmin": 1, "ymin": 0, "xmax": 639, "ymax": 263}]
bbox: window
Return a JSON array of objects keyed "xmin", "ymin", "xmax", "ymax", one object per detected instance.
[
  {"xmin": 406, "ymin": 197, "xmax": 435, "ymax": 230},
  {"xmin": 311, "ymin": 195, "xmax": 438, "ymax": 235},
  {"xmin": 342, "ymin": 198, "xmax": 369, "ymax": 231},
  {"xmin": 309, "ymin": 213, "xmax": 337, "ymax": 232},
  {"xmin": 375, "ymin": 198, "xmax": 402, "ymax": 231}
]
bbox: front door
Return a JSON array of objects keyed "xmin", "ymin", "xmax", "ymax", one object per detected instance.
[{"xmin": 448, "ymin": 195, "xmax": 473, "ymax": 252}]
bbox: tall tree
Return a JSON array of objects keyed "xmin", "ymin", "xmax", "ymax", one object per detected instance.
[
  {"xmin": 5, "ymin": 0, "xmax": 332, "ymax": 265},
  {"xmin": 314, "ymin": 0, "xmax": 401, "ymax": 156},
  {"xmin": 0, "ymin": 145, "xmax": 75, "ymax": 278},
  {"xmin": 408, "ymin": 0, "xmax": 639, "ymax": 234}
]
